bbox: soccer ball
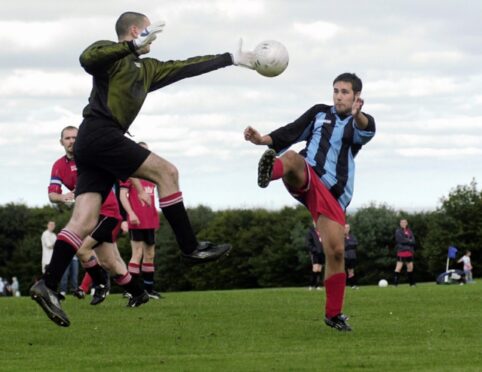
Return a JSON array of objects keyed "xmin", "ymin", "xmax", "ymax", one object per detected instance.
[
  {"xmin": 378, "ymin": 279, "xmax": 388, "ymax": 288},
  {"xmin": 253, "ymin": 40, "xmax": 289, "ymax": 77}
]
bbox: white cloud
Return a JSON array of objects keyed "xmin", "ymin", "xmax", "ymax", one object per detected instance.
[
  {"xmin": 397, "ymin": 147, "xmax": 482, "ymax": 157},
  {"xmin": 0, "ymin": 18, "xmax": 112, "ymax": 53},
  {"xmin": 293, "ymin": 21, "xmax": 339, "ymax": 41},
  {"xmin": 0, "ymin": 69, "xmax": 89, "ymax": 97},
  {"xmin": 410, "ymin": 50, "xmax": 465, "ymax": 64},
  {"xmin": 367, "ymin": 76, "xmax": 460, "ymax": 97},
  {"xmin": 155, "ymin": 0, "xmax": 266, "ymax": 20}
]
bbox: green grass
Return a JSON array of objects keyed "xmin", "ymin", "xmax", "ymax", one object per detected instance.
[{"xmin": 1, "ymin": 283, "xmax": 481, "ymax": 371}]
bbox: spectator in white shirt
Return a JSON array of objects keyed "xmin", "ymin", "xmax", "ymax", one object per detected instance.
[{"xmin": 41, "ymin": 221, "xmax": 57, "ymax": 273}]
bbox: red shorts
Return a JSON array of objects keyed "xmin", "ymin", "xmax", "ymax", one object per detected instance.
[{"xmin": 284, "ymin": 162, "xmax": 346, "ymax": 226}]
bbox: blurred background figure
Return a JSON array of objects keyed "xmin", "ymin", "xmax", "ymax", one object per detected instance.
[
  {"xmin": 59, "ymin": 256, "xmax": 79, "ymax": 299},
  {"xmin": 41, "ymin": 221, "xmax": 56, "ymax": 273},
  {"xmin": 393, "ymin": 219, "xmax": 416, "ymax": 286},
  {"xmin": 305, "ymin": 225, "xmax": 325, "ymax": 291},
  {"xmin": 458, "ymin": 250, "xmax": 474, "ymax": 284},
  {"xmin": 11, "ymin": 277, "xmax": 20, "ymax": 297},
  {"xmin": 344, "ymin": 224, "xmax": 358, "ymax": 289}
]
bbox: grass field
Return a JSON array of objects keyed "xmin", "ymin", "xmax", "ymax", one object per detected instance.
[{"xmin": 1, "ymin": 283, "xmax": 481, "ymax": 371}]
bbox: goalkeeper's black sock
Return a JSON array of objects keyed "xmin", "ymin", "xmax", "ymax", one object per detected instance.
[
  {"xmin": 159, "ymin": 192, "xmax": 198, "ymax": 254},
  {"xmin": 44, "ymin": 230, "xmax": 81, "ymax": 290}
]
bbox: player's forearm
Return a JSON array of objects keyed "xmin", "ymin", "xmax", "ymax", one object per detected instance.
[
  {"xmin": 260, "ymin": 135, "xmax": 273, "ymax": 146},
  {"xmin": 353, "ymin": 112, "xmax": 369, "ymax": 129},
  {"xmin": 149, "ymin": 53, "xmax": 233, "ymax": 91},
  {"xmin": 130, "ymin": 178, "xmax": 144, "ymax": 194},
  {"xmin": 119, "ymin": 191, "xmax": 135, "ymax": 216},
  {"xmin": 48, "ymin": 192, "xmax": 65, "ymax": 204}
]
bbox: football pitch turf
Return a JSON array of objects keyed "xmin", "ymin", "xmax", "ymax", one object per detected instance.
[{"xmin": 1, "ymin": 283, "xmax": 481, "ymax": 371}]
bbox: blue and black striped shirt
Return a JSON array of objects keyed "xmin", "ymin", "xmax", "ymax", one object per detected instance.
[{"xmin": 269, "ymin": 104, "xmax": 376, "ymax": 210}]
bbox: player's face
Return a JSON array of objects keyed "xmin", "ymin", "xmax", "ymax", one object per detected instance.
[
  {"xmin": 344, "ymin": 224, "xmax": 350, "ymax": 234},
  {"xmin": 47, "ymin": 221, "xmax": 55, "ymax": 231},
  {"xmin": 60, "ymin": 129, "xmax": 77, "ymax": 156},
  {"xmin": 400, "ymin": 219, "xmax": 408, "ymax": 228},
  {"xmin": 333, "ymin": 81, "xmax": 356, "ymax": 115}
]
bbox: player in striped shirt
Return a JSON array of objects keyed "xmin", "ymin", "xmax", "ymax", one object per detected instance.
[{"xmin": 244, "ymin": 73, "xmax": 376, "ymax": 331}]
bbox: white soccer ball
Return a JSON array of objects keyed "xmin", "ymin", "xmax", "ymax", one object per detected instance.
[
  {"xmin": 253, "ymin": 40, "xmax": 289, "ymax": 77},
  {"xmin": 378, "ymin": 279, "xmax": 388, "ymax": 288}
]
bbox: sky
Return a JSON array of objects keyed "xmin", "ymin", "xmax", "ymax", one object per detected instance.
[{"xmin": 1, "ymin": 0, "xmax": 481, "ymax": 212}]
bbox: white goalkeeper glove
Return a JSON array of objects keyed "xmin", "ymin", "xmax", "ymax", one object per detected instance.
[
  {"xmin": 232, "ymin": 39, "xmax": 256, "ymax": 69},
  {"xmin": 133, "ymin": 21, "xmax": 166, "ymax": 49}
]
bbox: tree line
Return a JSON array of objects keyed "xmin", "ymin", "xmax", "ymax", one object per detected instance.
[{"xmin": 1, "ymin": 180, "xmax": 480, "ymax": 295}]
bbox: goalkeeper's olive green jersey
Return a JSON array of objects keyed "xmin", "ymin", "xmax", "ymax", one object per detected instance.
[{"xmin": 79, "ymin": 40, "xmax": 233, "ymax": 131}]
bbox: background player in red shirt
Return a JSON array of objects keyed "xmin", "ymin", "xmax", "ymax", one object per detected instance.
[
  {"xmin": 41, "ymin": 127, "xmax": 148, "ymax": 317},
  {"xmin": 48, "ymin": 126, "xmax": 91, "ymax": 300},
  {"xmin": 120, "ymin": 143, "xmax": 162, "ymax": 299}
]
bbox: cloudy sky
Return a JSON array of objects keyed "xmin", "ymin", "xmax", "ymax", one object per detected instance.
[{"xmin": 1, "ymin": 0, "xmax": 481, "ymax": 212}]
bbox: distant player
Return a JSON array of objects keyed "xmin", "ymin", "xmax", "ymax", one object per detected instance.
[
  {"xmin": 344, "ymin": 224, "xmax": 358, "ymax": 289},
  {"xmin": 393, "ymin": 219, "xmax": 416, "ymax": 286},
  {"xmin": 244, "ymin": 73, "xmax": 376, "ymax": 331},
  {"xmin": 33, "ymin": 126, "xmax": 148, "ymax": 321},
  {"xmin": 305, "ymin": 225, "xmax": 325, "ymax": 290},
  {"xmin": 120, "ymin": 142, "xmax": 162, "ymax": 299},
  {"xmin": 458, "ymin": 250, "xmax": 473, "ymax": 283}
]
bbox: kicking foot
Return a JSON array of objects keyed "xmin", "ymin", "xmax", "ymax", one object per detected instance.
[
  {"xmin": 30, "ymin": 279, "xmax": 70, "ymax": 327},
  {"xmin": 257, "ymin": 149, "xmax": 276, "ymax": 188},
  {"xmin": 182, "ymin": 242, "xmax": 232, "ymax": 264}
]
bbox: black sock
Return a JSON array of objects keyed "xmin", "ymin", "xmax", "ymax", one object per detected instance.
[
  {"xmin": 310, "ymin": 271, "xmax": 320, "ymax": 287},
  {"xmin": 346, "ymin": 275, "xmax": 351, "ymax": 286},
  {"xmin": 408, "ymin": 271, "xmax": 415, "ymax": 285},
  {"xmin": 160, "ymin": 195, "xmax": 198, "ymax": 254},
  {"xmin": 348, "ymin": 275, "xmax": 356, "ymax": 287},
  {"xmin": 142, "ymin": 271, "xmax": 154, "ymax": 292},
  {"xmin": 393, "ymin": 272, "xmax": 399, "ymax": 285},
  {"xmin": 85, "ymin": 264, "xmax": 108, "ymax": 287},
  {"xmin": 44, "ymin": 240, "xmax": 77, "ymax": 290},
  {"xmin": 315, "ymin": 272, "xmax": 321, "ymax": 287},
  {"xmin": 122, "ymin": 275, "xmax": 143, "ymax": 297}
]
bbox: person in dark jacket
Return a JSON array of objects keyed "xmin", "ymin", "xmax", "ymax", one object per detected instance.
[
  {"xmin": 393, "ymin": 219, "xmax": 416, "ymax": 286},
  {"xmin": 306, "ymin": 226, "xmax": 325, "ymax": 290},
  {"xmin": 344, "ymin": 224, "xmax": 358, "ymax": 289}
]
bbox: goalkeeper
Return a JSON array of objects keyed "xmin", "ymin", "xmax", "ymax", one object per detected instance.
[{"xmin": 30, "ymin": 11, "xmax": 257, "ymax": 327}]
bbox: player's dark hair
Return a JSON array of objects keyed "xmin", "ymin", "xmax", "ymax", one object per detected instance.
[
  {"xmin": 116, "ymin": 12, "xmax": 147, "ymax": 38},
  {"xmin": 333, "ymin": 73, "xmax": 363, "ymax": 93},
  {"xmin": 60, "ymin": 126, "xmax": 78, "ymax": 139}
]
